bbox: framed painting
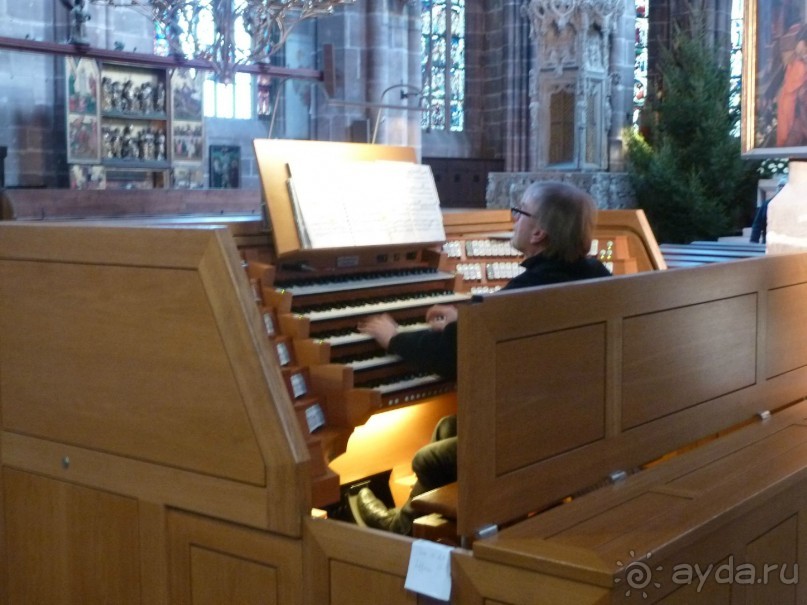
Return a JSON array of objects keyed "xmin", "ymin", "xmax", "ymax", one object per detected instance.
[
  {"xmin": 172, "ymin": 120, "xmax": 204, "ymax": 162},
  {"xmin": 742, "ymin": 0, "xmax": 807, "ymax": 157},
  {"xmin": 209, "ymin": 145, "xmax": 240, "ymax": 188},
  {"xmin": 171, "ymin": 68, "xmax": 204, "ymax": 121},
  {"xmin": 66, "ymin": 57, "xmax": 99, "ymax": 116},
  {"xmin": 67, "ymin": 114, "xmax": 100, "ymax": 162}
]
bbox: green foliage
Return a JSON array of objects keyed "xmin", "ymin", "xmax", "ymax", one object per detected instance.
[{"xmin": 626, "ymin": 12, "xmax": 759, "ymax": 243}]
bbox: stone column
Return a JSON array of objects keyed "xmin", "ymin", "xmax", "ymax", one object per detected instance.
[
  {"xmin": 608, "ymin": 4, "xmax": 637, "ymax": 171},
  {"xmin": 366, "ymin": 0, "xmax": 389, "ymax": 142},
  {"xmin": 503, "ymin": 0, "xmax": 531, "ymax": 171},
  {"xmin": 406, "ymin": 0, "xmax": 423, "ymax": 156}
]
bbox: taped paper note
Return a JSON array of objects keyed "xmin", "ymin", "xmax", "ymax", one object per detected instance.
[{"xmin": 404, "ymin": 539, "xmax": 452, "ymax": 602}]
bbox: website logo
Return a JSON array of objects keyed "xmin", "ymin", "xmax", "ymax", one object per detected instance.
[{"xmin": 614, "ymin": 551, "xmax": 798, "ymax": 599}]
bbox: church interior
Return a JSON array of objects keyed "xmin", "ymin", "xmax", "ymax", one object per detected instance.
[{"xmin": 3, "ymin": 1, "xmax": 807, "ymax": 603}]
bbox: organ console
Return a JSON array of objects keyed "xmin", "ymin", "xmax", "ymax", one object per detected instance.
[
  {"xmin": 246, "ymin": 140, "xmax": 473, "ymax": 509},
  {"xmin": 9, "ymin": 142, "xmax": 755, "ymax": 604}
]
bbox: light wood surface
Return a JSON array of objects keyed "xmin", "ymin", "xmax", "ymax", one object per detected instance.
[
  {"xmin": 0, "ymin": 223, "xmax": 310, "ymax": 537},
  {"xmin": 594, "ymin": 208, "xmax": 667, "ymax": 271},
  {"xmin": 4, "ymin": 468, "xmax": 141, "ymax": 604},
  {"xmin": 168, "ymin": 510, "xmax": 303, "ymax": 605},
  {"xmin": 457, "ymin": 253, "xmax": 807, "ymax": 538},
  {"xmin": 5, "ymin": 217, "xmax": 807, "ymax": 603},
  {"xmin": 0, "ymin": 188, "xmax": 261, "ymax": 220}
]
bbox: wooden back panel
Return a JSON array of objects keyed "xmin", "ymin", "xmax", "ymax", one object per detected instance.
[
  {"xmin": 457, "ymin": 252, "xmax": 807, "ymax": 536},
  {"xmin": 1, "ymin": 188, "xmax": 262, "ymax": 220},
  {"xmin": 0, "ymin": 223, "xmax": 309, "ymax": 536},
  {"xmin": 442, "ymin": 208, "xmax": 513, "ymax": 236},
  {"xmin": 253, "ymin": 139, "xmax": 417, "ymax": 258},
  {"xmin": 442, "ymin": 207, "xmax": 665, "ymax": 269},
  {"xmin": 595, "ymin": 208, "xmax": 666, "ymax": 271}
]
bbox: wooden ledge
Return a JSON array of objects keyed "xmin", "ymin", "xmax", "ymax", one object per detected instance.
[{"xmin": 410, "ymin": 482, "xmax": 458, "ymax": 520}]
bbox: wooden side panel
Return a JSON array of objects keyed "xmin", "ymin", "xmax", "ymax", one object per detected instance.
[
  {"xmin": 495, "ymin": 324, "xmax": 606, "ymax": 474},
  {"xmin": 190, "ymin": 549, "xmax": 278, "ymax": 605},
  {"xmin": 0, "ymin": 259, "xmax": 264, "ymax": 484},
  {"xmin": 305, "ymin": 518, "xmax": 418, "ymax": 605},
  {"xmin": 452, "ymin": 551, "xmax": 609, "ymax": 605},
  {"xmin": 330, "ymin": 561, "xmax": 416, "ymax": 605},
  {"xmin": 475, "ymin": 401, "xmax": 807, "ymax": 603},
  {"xmin": 0, "ymin": 224, "xmax": 311, "ymax": 537},
  {"xmin": 742, "ymin": 515, "xmax": 799, "ymax": 604},
  {"xmin": 656, "ymin": 558, "xmax": 732, "ymax": 604},
  {"xmin": 622, "ymin": 295, "xmax": 757, "ymax": 429},
  {"xmin": 168, "ymin": 510, "xmax": 303, "ymax": 605},
  {"xmin": 3, "ymin": 468, "xmax": 141, "ymax": 604},
  {"xmin": 457, "ymin": 253, "xmax": 807, "ymax": 536},
  {"xmin": 766, "ymin": 283, "xmax": 807, "ymax": 378},
  {"xmin": 594, "ymin": 209, "xmax": 667, "ymax": 271}
]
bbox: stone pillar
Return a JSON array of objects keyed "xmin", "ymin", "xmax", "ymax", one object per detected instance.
[
  {"xmin": 608, "ymin": 5, "xmax": 636, "ymax": 171},
  {"xmin": 503, "ymin": 0, "xmax": 531, "ymax": 171},
  {"xmin": 366, "ymin": 0, "xmax": 389, "ymax": 142},
  {"xmin": 406, "ymin": 0, "xmax": 423, "ymax": 157},
  {"xmin": 365, "ymin": 0, "xmax": 421, "ymax": 147}
]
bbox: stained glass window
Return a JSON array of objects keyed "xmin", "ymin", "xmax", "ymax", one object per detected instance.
[
  {"xmin": 633, "ymin": 0, "xmax": 649, "ymax": 127},
  {"xmin": 421, "ymin": 0, "xmax": 465, "ymax": 131},
  {"xmin": 730, "ymin": 0, "xmax": 743, "ymax": 117},
  {"xmin": 154, "ymin": 7, "xmax": 253, "ymax": 119}
]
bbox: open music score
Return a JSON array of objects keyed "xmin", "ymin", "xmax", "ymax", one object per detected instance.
[{"xmin": 287, "ymin": 160, "xmax": 446, "ymax": 249}]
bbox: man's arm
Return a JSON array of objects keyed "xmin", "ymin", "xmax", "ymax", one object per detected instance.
[{"xmin": 387, "ymin": 322, "xmax": 458, "ymax": 380}]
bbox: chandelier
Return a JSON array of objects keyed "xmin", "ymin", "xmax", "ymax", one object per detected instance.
[{"xmin": 89, "ymin": 0, "xmax": 354, "ymax": 83}]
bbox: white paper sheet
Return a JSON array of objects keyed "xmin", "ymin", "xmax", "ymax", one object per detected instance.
[
  {"xmin": 404, "ymin": 539, "xmax": 452, "ymax": 602},
  {"xmin": 287, "ymin": 160, "xmax": 446, "ymax": 249}
]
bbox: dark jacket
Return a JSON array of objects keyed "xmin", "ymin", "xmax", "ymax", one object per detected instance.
[{"xmin": 387, "ymin": 254, "xmax": 611, "ymax": 380}]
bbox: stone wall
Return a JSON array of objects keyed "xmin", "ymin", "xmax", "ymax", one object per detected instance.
[{"xmin": 486, "ymin": 171, "xmax": 636, "ymax": 210}]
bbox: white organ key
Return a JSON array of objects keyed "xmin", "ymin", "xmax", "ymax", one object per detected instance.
[
  {"xmin": 303, "ymin": 292, "xmax": 470, "ymax": 322},
  {"xmin": 280, "ymin": 270, "xmax": 456, "ymax": 296},
  {"xmin": 323, "ymin": 322, "xmax": 431, "ymax": 347},
  {"xmin": 347, "ymin": 354, "xmax": 404, "ymax": 371},
  {"xmin": 374, "ymin": 374, "xmax": 444, "ymax": 395}
]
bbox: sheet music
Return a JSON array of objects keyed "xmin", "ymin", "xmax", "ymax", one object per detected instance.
[{"xmin": 287, "ymin": 160, "xmax": 445, "ymax": 249}]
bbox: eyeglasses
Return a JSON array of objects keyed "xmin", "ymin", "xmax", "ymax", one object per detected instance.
[{"xmin": 510, "ymin": 206, "xmax": 533, "ymax": 220}]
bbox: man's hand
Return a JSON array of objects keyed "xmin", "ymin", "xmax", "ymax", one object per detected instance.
[
  {"xmin": 425, "ymin": 305, "xmax": 458, "ymax": 331},
  {"xmin": 357, "ymin": 314, "xmax": 399, "ymax": 349}
]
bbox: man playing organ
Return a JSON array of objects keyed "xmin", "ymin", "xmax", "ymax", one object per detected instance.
[{"xmin": 355, "ymin": 180, "xmax": 612, "ymax": 534}]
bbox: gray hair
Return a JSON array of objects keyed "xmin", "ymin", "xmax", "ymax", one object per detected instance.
[{"xmin": 520, "ymin": 181, "xmax": 598, "ymax": 262}]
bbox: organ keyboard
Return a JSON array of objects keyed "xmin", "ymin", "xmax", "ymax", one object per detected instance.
[
  {"xmin": 247, "ymin": 140, "xmax": 469, "ymax": 507},
  {"xmin": 262, "ymin": 262, "xmax": 465, "ymax": 422}
]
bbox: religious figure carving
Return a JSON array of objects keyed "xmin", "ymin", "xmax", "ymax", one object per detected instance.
[
  {"xmin": 121, "ymin": 79, "xmax": 134, "ymax": 113},
  {"xmin": 524, "ymin": 0, "xmax": 624, "ymax": 170},
  {"xmin": 60, "ymin": 0, "xmax": 91, "ymax": 46}
]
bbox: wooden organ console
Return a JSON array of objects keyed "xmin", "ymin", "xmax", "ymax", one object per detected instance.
[
  {"xmin": 441, "ymin": 206, "xmax": 665, "ymax": 294},
  {"xmin": 13, "ymin": 142, "xmax": 805, "ymax": 605}
]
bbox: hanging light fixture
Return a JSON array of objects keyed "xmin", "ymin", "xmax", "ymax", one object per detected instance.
[{"xmin": 89, "ymin": 0, "xmax": 354, "ymax": 83}]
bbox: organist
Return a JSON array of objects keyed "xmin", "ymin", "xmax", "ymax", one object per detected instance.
[{"xmin": 355, "ymin": 180, "xmax": 612, "ymax": 534}]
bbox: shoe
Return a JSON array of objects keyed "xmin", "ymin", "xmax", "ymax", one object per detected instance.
[{"xmin": 355, "ymin": 487, "xmax": 396, "ymax": 530}]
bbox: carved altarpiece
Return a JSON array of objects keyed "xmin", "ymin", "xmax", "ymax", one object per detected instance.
[{"xmin": 524, "ymin": 0, "xmax": 624, "ymax": 170}]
